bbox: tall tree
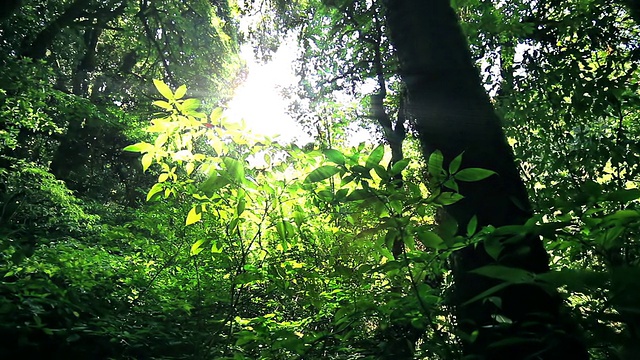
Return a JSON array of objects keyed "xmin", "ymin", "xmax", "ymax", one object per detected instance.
[
  {"xmin": 383, "ymin": 1, "xmax": 588, "ymax": 358},
  {"xmin": 1, "ymin": 0, "xmax": 242, "ymax": 201}
]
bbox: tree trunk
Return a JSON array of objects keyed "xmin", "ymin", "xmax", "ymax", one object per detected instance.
[
  {"xmin": 383, "ymin": 1, "xmax": 588, "ymax": 358},
  {"xmin": 0, "ymin": 0, "xmax": 21, "ymax": 21}
]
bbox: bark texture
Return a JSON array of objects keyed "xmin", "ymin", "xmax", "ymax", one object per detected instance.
[{"xmin": 383, "ymin": 1, "xmax": 588, "ymax": 358}]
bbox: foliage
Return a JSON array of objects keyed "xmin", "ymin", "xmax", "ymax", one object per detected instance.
[{"xmin": 0, "ymin": 0, "xmax": 639, "ymax": 359}]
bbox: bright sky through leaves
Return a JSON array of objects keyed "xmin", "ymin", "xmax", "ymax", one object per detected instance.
[{"xmin": 225, "ymin": 41, "xmax": 312, "ymax": 144}]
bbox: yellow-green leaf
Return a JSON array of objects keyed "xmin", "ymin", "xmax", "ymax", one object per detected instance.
[
  {"xmin": 146, "ymin": 183, "xmax": 164, "ymax": 202},
  {"xmin": 141, "ymin": 153, "xmax": 153, "ymax": 172},
  {"xmin": 190, "ymin": 239, "xmax": 206, "ymax": 256},
  {"xmin": 185, "ymin": 162, "xmax": 195, "ymax": 176},
  {"xmin": 152, "ymin": 100, "xmax": 173, "ymax": 110},
  {"xmin": 180, "ymin": 98, "xmax": 200, "ymax": 112},
  {"xmin": 174, "ymin": 85, "xmax": 187, "ymax": 99},
  {"xmin": 210, "ymin": 107, "xmax": 224, "ymax": 123},
  {"xmin": 186, "ymin": 205, "xmax": 203, "ymax": 225},
  {"xmin": 153, "ymin": 79, "xmax": 174, "ymax": 100},
  {"xmin": 123, "ymin": 142, "xmax": 154, "ymax": 153},
  {"xmin": 155, "ymin": 133, "xmax": 168, "ymax": 148}
]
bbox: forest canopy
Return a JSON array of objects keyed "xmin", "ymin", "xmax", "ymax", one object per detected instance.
[{"xmin": 0, "ymin": 0, "xmax": 639, "ymax": 359}]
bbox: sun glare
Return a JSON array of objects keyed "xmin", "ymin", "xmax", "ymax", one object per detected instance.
[{"xmin": 225, "ymin": 42, "xmax": 312, "ymax": 144}]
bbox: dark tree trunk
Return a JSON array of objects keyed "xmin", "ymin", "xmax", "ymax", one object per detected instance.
[
  {"xmin": 383, "ymin": 1, "xmax": 588, "ymax": 359},
  {"xmin": 0, "ymin": 0, "xmax": 21, "ymax": 21}
]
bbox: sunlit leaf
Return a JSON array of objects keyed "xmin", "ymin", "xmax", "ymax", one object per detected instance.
[
  {"xmin": 201, "ymin": 175, "xmax": 230, "ymax": 197},
  {"xmin": 185, "ymin": 162, "xmax": 195, "ymax": 176},
  {"xmin": 190, "ymin": 239, "xmax": 207, "ymax": 256},
  {"xmin": 153, "ymin": 79, "xmax": 174, "ymax": 100},
  {"xmin": 365, "ymin": 144, "xmax": 384, "ymax": 168},
  {"xmin": 210, "ymin": 107, "xmax": 224, "ymax": 123},
  {"xmin": 180, "ymin": 98, "xmax": 200, "ymax": 112},
  {"xmin": 174, "ymin": 85, "xmax": 187, "ymax": 99},
  {"xmin": 152, "ymin": 100, "xmax": 173, "ymax": 110},
  {"xmin": 141, "ymin": 153, "xmax": 153, "ymax": 172},
  {"xmin": 158, "ymin": 173, "xmax": 169, "ymax": 183},
  {"xmin": 324, "ymin": 149, "xmax": 345, "ymax": 165},
  {"xmin": 172, "ymin": 150, "xmax": 192, "ymax": 161},
  {"xmin": 223, "ymin": 157, "xmax": 245, "ymax": 183},
  {"xmin": 123, "ymin": 142, "xmax": 154, "ymax": 153},
  {"xmin": 146, "ymin": 183, "xmax": 164, "ymax": 202},
  {"xmin": 155, "ymin": 133, "xmax": 168, "ymax": 147},
  {"xmin": 454, "ymin": 168, "xmax": 496, "ymax": 182},
  {"xmin": 210, "ymin": 137, "xmax": 224, "ymax": 155},
  {"xmin": 186, "ymin": 205, "xmax": 203, "ymax": 225},
  {"xmin": 389, "ymin": 158, "xmax": 410, "ymax": 176},
  {"xmin": 304, "ymin": 165, "xmax": 340, "ymax": 183}
]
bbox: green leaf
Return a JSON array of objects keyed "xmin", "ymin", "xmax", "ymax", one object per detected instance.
[
  {"xmin": 200, "ymin": 175, "xmax": 230, "ymax": 197},
  {"xmin": 153, "ymin": 79, "xmax": 174, "ymax": 100},
  {"xmin": 471, "ymin": 265, "xmax": 535, "ymax": 283},
  {"xmin": 449, "ymin": 152, "xmax": 464, "ymax": 174},
  {"xmin": 454, "ymin": 168, "xmax": 496, "ymax": 182},
  {"xmin": 190, "ymin": 239, "xmax": 207, "ymax": 256},
  {"xmin": 484, "ymin": 235, "xmax": 503, "ymax": 260},
  {"xmin": 123, "ymin": 142, "xmax": 154, "ymax": 153},
  {"xmin": 174, "ymin": 85, "xmax": 187, "ymax": 99},
  {"xmin": 210, "ymin": 107, "xmax": 224, "ymax": 123},
  {"xmin": 443, "ymin": 178, "xmax": 459, "ymax": 192},
  {"xmin": 346, "ymin": 189, "xmax": 372, "ymax": 201},
  {"xmin": 223, "ymin": 157, "xmax": 245, "ymax": 184},
  {"xmin": 180, "ymin": 98, "xmax": 200, "ymax": 112},
  {"xmin": 604, "ymin": 209, "xmax": 640, "ymax": 221},
  {"xmin": 146, "ymin": 183, "xmax": 164, "ymax": 202},
  {"xmin": 365, "ymin": 144, "xmax": 385, "ymax": 168},
  {"xmin": 341, "ymin": 174, "xmax": 355, "ymax": 186},
  {"xmin": 467, "ymin": 215, "xmax": 478, "ymax": 236},
  {"xmin": 373, "ymin": 165, "xmax": 389, "ymax": 181},
  {"xmin": 416, "ymin": 229, "xmax": 444, "ymax": 249},
  {"xmin": 428, "ymin": 150, "xmax": 444, "ymax": 176},
  {"xmin": 324, "ymin": 149, "xmax": 345, "ymax": 165},
  {"xmin": 186, "ymin": 205, "xmax": 203, "ymax": 225},
  {"xmin": 537, "ymin": 269, "xmax": 608, "ymax": 292},
  {"xmin": 604, "ymin": 189, "xmax": 640, "ymax": 203},
  {"xmin": 462, "ymin": 282, "xmax": 510, "ymax": 306},
  {"xmin": 158, "ymin": 173, "xmax": 169, "ymax": 182},
  {"xmin": 141, "ymin": 153, "xmax": 153, "ymax": 172},
  {"xmin": 434, "ymin": 192, "xmax": 464, "ymax": 205},
  {"xmin": 236, "ymin": 198, "xmax": 246, "ymax": 216},
  {"xmin": 304, "ymin": 165, "xmax": 340, "ymax": 183},
  {"xmin": 152, "ymin": 100, "xmax": 173, "ymax": 110},
  {"xmin": 389, "ymin": 158, "xmax": 410, "ymax": 176}
]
